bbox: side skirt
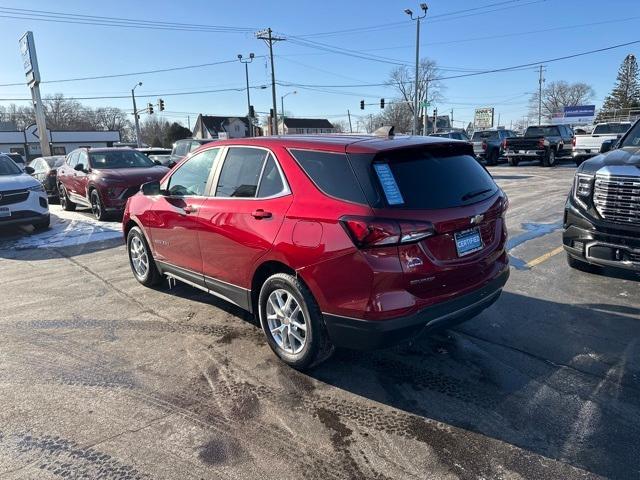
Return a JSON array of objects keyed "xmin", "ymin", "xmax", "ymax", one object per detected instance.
[{"xmin": 155, "ymin": 260, "xmax": 252, "ymax": 313}]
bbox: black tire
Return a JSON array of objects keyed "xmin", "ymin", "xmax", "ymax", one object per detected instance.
[
  {"xmin": 58, "ymin": 184, "xmax": 76, "ymax": 211},
  {"xmin": 258, "ymin": 273, "xmax": 334, "ymax": 370},
  {"xmin": 507, "ymin": 157, "xmax": 519, "ymax": 166},
  {"xmin": 486, "ymin": 149, "xmax": 499, "ymax": 166},
  {"xmin": 127, "ymin": 226, "xmax": 162, "ymax": 287},
  {"xmin": 543, "ymin": 148, "xmax": 556, "ymax": 167},
  {"xmin": 90, "ymin": 189, "xmax": 108, "ymax": 221},
  {"xmin": 566, "ymin": 253, "xmax": 600, "ymax": 274},
  {"xmin": 32, "ymin": 215, "xmax": 50, "ymax": 231}
]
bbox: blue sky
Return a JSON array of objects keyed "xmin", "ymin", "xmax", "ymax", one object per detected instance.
[{"xmin": 0, "ymin": 0, "xmax": 638, "ymax": 130}]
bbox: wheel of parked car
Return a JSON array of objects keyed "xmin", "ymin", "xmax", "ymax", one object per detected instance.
[
  {"xmin": 543, "ymin": 148, "xmax": 556, "ymax": 167},
  {"xmin": 127, "ymin": 226, "xmax": 162, "ymax": 287},
  {"xmin": 258, "ymin": 273, "xmax": 334, "ymax": 370},
  {"xmin": 90, "ymin": 189, "xmax": 108, "ymax": 221},
  {"xmin": 507, "ymin": 157, "xmax": 519, "ymax": 167},
  {"xmin": 486, "ymin": 149, "xmax": 499, "ymax": 166},
  {"xmin": 58, "ymin": 184, "xmax": 76, "ymax": 211}
]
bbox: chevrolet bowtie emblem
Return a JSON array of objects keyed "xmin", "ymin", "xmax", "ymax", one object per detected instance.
[{"xmin": 470, "ymin": 214, "xmax": 484, "ymax": 225}]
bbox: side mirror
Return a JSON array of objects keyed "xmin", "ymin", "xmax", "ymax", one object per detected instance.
[
  {"xmin": 600, "ymin": 139, "xmax": 618, "ymax": 153},
  {"xmin": 24, "ymin": 166, "xmax": 35, "ymax": 175},
  {"xmin": 141, "ymin": 180, "xmax": 161, "ymax": 196},
  {"xmin": 153, "ymin": 160, "xmax": 162, "ymax": 165},
  {"xmin": 74, "ymin": 163, "xmax": 85, "ymax": 172}
]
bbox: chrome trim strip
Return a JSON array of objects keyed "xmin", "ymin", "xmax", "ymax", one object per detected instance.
[
  {"xmin": 164, "ymin": 272, "xmax": 240, "ymax": 307},
  {"xmin": 585, "ymin": 241, "xmax": 640, "ymax": 271},
  {"xmin": 157, "ymin": 259, "xmax": 250, "ymax": 292}
]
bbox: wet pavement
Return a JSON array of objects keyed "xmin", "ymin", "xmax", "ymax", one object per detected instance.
[{"xmin": 0, "ymin": 161, "xmax": 638, "ymax": 479}]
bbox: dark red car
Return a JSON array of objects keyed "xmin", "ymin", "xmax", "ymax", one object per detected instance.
[
  {"xmin": 57, "ymin": 147, "xmax": 169, "ymax": 220},
  {"xmin": 123, "ymin": 134, "xmax": 509, "ymax": 368}
]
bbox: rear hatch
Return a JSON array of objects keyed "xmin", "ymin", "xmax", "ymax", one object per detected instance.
[{"xmin": 346, "ymin": 143, "xmax": 507, "ymax": 302}]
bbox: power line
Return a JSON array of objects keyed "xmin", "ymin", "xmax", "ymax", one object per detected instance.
[
  {"xmin": 0, "ymin": 7, "xmax": 256, "ymax": 33},
  {"xmin": 0, "ymin": 57, "xmax": 264, "ymax": 87}
]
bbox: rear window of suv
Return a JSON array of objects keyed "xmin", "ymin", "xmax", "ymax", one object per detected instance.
[{"xmin": 373, "ymin": 149, "xmax": 497, "ymax": 209}]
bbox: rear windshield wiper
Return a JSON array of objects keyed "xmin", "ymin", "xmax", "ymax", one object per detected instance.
[{"xmin": 461, "ymin": 188, "xmax": 492, "ymax": 201}]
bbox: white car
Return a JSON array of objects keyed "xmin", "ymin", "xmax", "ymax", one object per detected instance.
[{"xmin": 0, "ymin": 154, "xmax": 50, "ymax": 230}]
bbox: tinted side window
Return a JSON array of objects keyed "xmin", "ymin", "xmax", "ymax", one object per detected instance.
[
  {"xmin": 189, "ymin": 141, "xmax": 202, "ymax": 152},
  {"xmin": 173, "ymin": 141, "xmax": 189, "ymax": 156},
  {"xmin": 167, "ymin": 148, "xmax": 219, "ymax": 196},
  {"xmin": 67, "ymin": 152, "xmax": 78, "ymax": 167},
  {"xmin": 290, "ymin": 149, "xmax": 366, "ymax": 204},
  {"xmin": 215, "ymin": 147, "xmax": 267, "ymax": 198},
  {"xmin": 257, "ymin": 154, "xmax": 285, "ymax": 198}
]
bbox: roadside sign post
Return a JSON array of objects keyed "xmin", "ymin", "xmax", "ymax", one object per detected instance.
[
  {"xmin": 474, "ymin": 107, "xmax": 495, "ymax": 130},
  {"xmin": 19, "ymin": 31, "xmax": 51, "ymax": 158}
]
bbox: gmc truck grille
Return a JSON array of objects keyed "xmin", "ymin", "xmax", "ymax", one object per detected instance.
[
  {"xmin": 593, "ymin": 174, "xmax": 640, "ymax": 225},
  {"xmin": 0, "ymin": 189, "xmax": 29, "ymax": 206}
]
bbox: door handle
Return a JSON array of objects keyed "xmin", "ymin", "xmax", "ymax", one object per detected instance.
[
  {"xmin": 251, "ymin": 209, "xmax": 272, "ymax": 219},
  {"xmin": 183, "ymin": 205, "xmax": 198, "ymax": 214}
]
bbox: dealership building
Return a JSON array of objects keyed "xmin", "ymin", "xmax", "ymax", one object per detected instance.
[{"xmin": 0, "ymin": 124, "xmax": 120, "ymax": 160}]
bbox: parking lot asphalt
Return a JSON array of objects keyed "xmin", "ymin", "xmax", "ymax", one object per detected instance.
[{"xmin": 1, "ymin": 161, "xmax": 638, "ymax": 480}]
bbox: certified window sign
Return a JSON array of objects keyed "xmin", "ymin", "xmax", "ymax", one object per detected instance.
[{"xmin": 373, "ymin": 163, "xmax": 404, "ymax": 205}]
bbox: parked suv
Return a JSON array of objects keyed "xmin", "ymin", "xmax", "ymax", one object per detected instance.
[
  {"xmin": 0, "ymin": 154, "xmax": 49, "ymax": 230},
  {"xmin": 57, "ymin": 147, "xmax": 168, "ymax": 221},
  {"xmin": 563, "ymin": 119, "xmax": 640, "ymax": 273},
  {"xmin": 123, "ymin": 135, "xmax": 510, "ymax": 368}
]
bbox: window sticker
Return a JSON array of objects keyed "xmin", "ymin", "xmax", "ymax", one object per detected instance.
[{"xmin": 373, "ymin": 163, "xmax": 404, "ymax": 205}]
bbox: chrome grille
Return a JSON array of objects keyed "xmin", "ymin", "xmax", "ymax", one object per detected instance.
[
  {"xmin": 0, "ymin": 188, "xmax": 29, "ymax": 206},
  {"xmin": 593, "ymin": 174, "xmax": 640, "ymax": 225}
]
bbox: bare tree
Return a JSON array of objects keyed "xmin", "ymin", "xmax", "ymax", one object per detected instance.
[
  {"xmin": 528, "ymin": 80, "xmax": 595, "ymax": 120},
  {"xmin": 373, "ymin": 101, "xmax": 414, "ymax": 134},
  {"xmin": 331, "ymin": 120, "xmax": 349, "ymax": 133},
  {"xmin": 387, "ymin": 58, "xmax": 444, "ymax": 132}
]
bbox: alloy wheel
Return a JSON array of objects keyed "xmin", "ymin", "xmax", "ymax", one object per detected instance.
[
  {"xmin": 91, "ymin": 192, "xmax": 102, "ymax": 220},
  {"xmin": 129, "ymin": 235, "xmax": 149, "ymax": 279},
  {"xmin": 266, "ymin": 289, "xmax": 307, "ymax": 354}
]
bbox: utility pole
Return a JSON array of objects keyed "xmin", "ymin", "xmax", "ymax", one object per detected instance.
[
  {"xmin": 497, "ymin": 112, "xmax": 501, "ymax": 127},
  {"xmin": 405, "ymin": 4, "xmax": 428, "ymax": 136},
  {"xmin": 187, "ymin": 116, "xmax": 191, "ymax": 130},
  {"xmin": 257, "ymin": 28, "xmax": 285, "ymax": 135},
  {"xmin": 450, "ymin": 108, "xmax": 454, "ymax": 127},
  {"xmin": 18, "ymin": 31, "xmax": 51, "ymax": 157},
  {"xmin": 422, "ymin": 79, "xmax": 429, "ymax": 135},
  {"xmin": 347, "ymin": 110, "xmax": 353, "ymax": 133},
  {"xmin": 538, "ymin": 65, "xmax": 544, "ymax": 125},
  {"xmin": 238, "ymin": 53, "xmax": 255, "ymax": 137},
  {"xmin": 131, "ymin": 82, "xmax": 143, "ymax": 148}
]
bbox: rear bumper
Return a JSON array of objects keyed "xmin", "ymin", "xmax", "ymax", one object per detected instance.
[
  {"xmin": 505, "ymin": 150, "xmax": 545, "ymax": 158},
  {"xmin": 563, "ymin": 202, "xmax": 640, "ymax": 271},
  {"xmin": 322, "ymin": 268, "xmax": 509, "ymax": 350}
]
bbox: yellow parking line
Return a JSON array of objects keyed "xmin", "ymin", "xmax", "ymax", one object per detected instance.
[{"xmin": 525, "ymin": 246, "xmax": 565, "ymax": 269}]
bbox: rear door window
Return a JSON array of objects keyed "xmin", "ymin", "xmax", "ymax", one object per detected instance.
[
  {"xmin": 289, "ymin": 149, "xmax": 367, "ymax": 204},
  {"xmin": 371, "ymin": 149, "xmax": 497, "ymax": 209},
  {"xmin": 215, "ymin": 147, "xmax": 267, "ymax": 198},
  {"xmin": 173, "ymin": 141, "xmax": 189, "ymax": 157}
]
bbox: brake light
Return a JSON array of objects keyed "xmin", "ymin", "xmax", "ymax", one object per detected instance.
[
  {"xmin": 537, "ymin": 138, "xmax": 546, "ymax": 148},
  {"xmin": 47, "ymin": 170, "xmax": 57, "ymax": 177},
  {"xmin": 481, "ymin": 141, "xmax": 488, "ymax": 151},
  {"xmin": 502, "ymin": 139, "xmax": 507, "ymax": 149},
  {"xmin": 572, "ymin": 136, "xmax": 576, "ymax": 147},
  {"xmin": 340, "ymin": 216, "xmax": 434, "ymax": 248}
]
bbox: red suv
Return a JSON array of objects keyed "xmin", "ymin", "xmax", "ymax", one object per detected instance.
[
  {"xmin": 57, "ymin": 147, "xmax": 169, "ymax": 220},
  {"xmin": 123, "ymin": 134, "xmax": 509, "ymax": 368}
]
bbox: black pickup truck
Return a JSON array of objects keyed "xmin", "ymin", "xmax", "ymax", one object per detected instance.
[{"xmin": 504, "ymin": 125, "xmax": 575, "ymax": 167}]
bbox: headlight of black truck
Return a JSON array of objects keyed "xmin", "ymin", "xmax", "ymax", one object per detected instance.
[{"xmin": 572, "ymin": 173, "xmax": 594, "ymax": 209}]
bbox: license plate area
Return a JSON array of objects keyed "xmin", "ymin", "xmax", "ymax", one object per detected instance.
[
  {"xmin": 0, "ymin": 207, "xmax": 11, "ymax": 218},
  {"xmin": 454, "ymin": 227, "xmax": 483, "ymax": 257}
]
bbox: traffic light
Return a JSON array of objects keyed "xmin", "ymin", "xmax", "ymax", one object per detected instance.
[
  {"xmin": 249, "ymin": 105, "xmax": 255, "ymax": 118},
  {"xmin": 380, "ymin": 98, "xmax": 385, "ymax": 109},
  {"xmin": 269, "ymin": 108, "xmax": 274, "ymax": 119},
  {"xmin": 158, "ymin": 98, "xmax": 165, "ymax": 111},
  {"xmin": 360, "ymin": 100, "xmax": 365, "ymax": 110}
]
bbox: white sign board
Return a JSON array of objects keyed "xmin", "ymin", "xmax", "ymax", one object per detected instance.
[
  {"xmin": 474, "ymin": 107, "xmax": 494, "ymax": 129},
  {"xmin": 19, "ymin": 31, "xmax": 40, "ymax": 86}
]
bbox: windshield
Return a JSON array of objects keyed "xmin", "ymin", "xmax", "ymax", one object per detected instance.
[
  {"xmin": 525, "ymin": 126, "xmax": 559, "ymax": 137},
  {"xmin": 593, "ymin": 123, "xmax": 631, "ymax": 135},
  {"xmin": 0, "ymin": 155, "xmax": 22, "ymax": 175},
  {"xmin": 472, "ymin": 131, "xmax": 499, "ymax": 141},
  {"xmin": 89, "ymin": 150, "xmax": 155, "ymax": 169},
  {"xmin": 620, "ymin": 121, "xmax": 640, "ymax": 148}
]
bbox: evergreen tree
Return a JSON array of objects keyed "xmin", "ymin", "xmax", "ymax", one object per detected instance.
[{"xmin": 599, "ymin": 54, "xmax": 640, "ymax": 119}]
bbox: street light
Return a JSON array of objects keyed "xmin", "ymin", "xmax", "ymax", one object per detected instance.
[
  {"xmin": 131, "ymin": 82, "xmax": 143, "ymax": 147},
  {"xmin": 238, "ymin": 53, "xmax": 255, "ymax": 136},
  {"xmin": 280, "ymin": 90, "xmax": 297, "ymax": 135},
  {"xmin": 405, "ymin": 3, "xmax": 428, "ymax": 135}
]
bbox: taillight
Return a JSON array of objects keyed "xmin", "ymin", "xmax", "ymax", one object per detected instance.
[
  {"xmin": 572, "ymin": 137, "xmax": 576, "ymax": 147},
  {"xmin": 340, "ymin": 216, "xmax": 434, "ymax": 249},
  {"xmin": 48, "ymin": 170, "xmax": 57, "ymax": 177},
  {"xmin": 502, "ymin": 139, "xmax": 507, "ymax": 149},
  {"xmin": 481, "ymin": 141, "xmax": 488, "ymax": 151},
  {"xmin": 537, "ymin": 138, "xmax": 546, "ymax": 148}
]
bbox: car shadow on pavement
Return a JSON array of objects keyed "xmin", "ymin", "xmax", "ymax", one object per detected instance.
[
  {"xmin": 0, "ymin": 237, "xmax": 122, "ymax": 261},
  {"xmin": 309, "ymin": 291, "xmax": 640, "ymax": 480}
]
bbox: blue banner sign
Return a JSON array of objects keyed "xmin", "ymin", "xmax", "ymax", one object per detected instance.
[{"xmin": 564, "ymin": 105, "xmax": 595, "ymax": 118}]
